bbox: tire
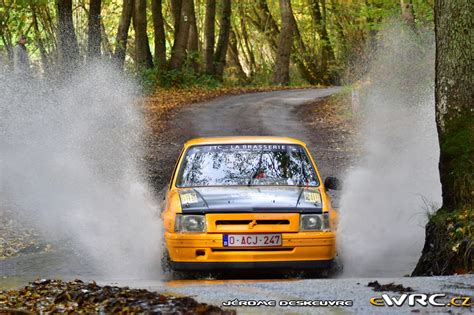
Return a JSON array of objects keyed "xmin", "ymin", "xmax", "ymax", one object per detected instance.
[
  {"xmin": 331, "ymin": 255, "xmax": 344, "ymax": 275},
  {"xmin": 301, "ymin": 256, "xmax": 343, "ymax": 278},
  {"xmin": 160, "ymin": 250, "xmax": 173, "ymax": 274},
  {"xmin": 161, "ymin": 251, "xmax": 203, "ymax": 279}
]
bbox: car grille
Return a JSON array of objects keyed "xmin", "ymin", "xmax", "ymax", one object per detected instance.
[
  {"xmin": 216, "ymin": 220, "xmax": 290, "ymax": 225},
  {"xmin": 206, "ymin": 213, "xmax": 299, "ymax": 233}
]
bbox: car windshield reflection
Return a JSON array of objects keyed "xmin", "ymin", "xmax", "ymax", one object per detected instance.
[{"xmin": 176, "ymin": 144, "xmax": 319, "ymax": 187}]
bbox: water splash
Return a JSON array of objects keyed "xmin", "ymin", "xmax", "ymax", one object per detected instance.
[
  {"xmin": 339, "ymin": 25, "xmax": 442, "ymax": 277},
  {"xmin": 1, "ymin": 63, "xmax": 162, "ymax": 278}
]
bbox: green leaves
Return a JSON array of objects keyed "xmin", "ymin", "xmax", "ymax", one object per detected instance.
[{"xmin": 10, "ymin": 0, "xmax": 50, "ymax": 8}]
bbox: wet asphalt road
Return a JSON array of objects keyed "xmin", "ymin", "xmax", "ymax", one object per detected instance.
[
  {"xmin": 148, "ymin": 88, "xmax": 349, "ymax": 192},
  {"xmin": 2, "ymin": 88, "xmax": 472, "ymax": 314},
  {"xmin": 2, "ymin": 88, "xmax": 343, "ymax": 281}
]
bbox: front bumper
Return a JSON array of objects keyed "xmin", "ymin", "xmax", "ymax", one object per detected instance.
[
  {"xmin": 165, "ymin": 231, "xmax": 336, "ymax": 270},
  {"xmin": 171, "ymin": 260, "xmax": 333, "ymax": 270}
]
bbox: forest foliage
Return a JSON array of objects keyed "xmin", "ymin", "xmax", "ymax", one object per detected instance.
[{"xmin": 0, "ymin": 0, "xmax": 434, "ymax": 88}]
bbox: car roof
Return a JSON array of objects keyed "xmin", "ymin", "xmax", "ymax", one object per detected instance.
[{"xmin": 184, "ymin": 136, "xmax": 307, "ymax": 147}]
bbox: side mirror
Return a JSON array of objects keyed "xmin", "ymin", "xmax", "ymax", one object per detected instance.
[{"xmin": 324, "ymin": 177, "xmax": 342, "ymax": 191}]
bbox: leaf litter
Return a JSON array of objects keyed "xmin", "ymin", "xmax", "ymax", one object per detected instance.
[
  {"xmin": 0, "ymin": 279, "xmax": 235, "ymax": 314},
  {"xmin": 367, "ymin": 280, "xmax": 414, "ymax": 293},
  {"xmin": 0, "ymin": 209, "xmax": 50, "ymax": 260}
]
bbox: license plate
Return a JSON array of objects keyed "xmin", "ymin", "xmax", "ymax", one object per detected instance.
[{"xmin": 223, "ymin": 234, "xmax": 282, "ymax": 247}]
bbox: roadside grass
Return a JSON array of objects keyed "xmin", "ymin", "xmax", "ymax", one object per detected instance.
[
  {"xmin": 302, "ymin": 85, "xmax": 357, "ymax": 133},
  {"xmin": 431, "ymin": 206, "xmax": 472, "ymax": 272},
  {"xmin": 322, "ymin": 86, "xmax": 355, "ymax": 123}
]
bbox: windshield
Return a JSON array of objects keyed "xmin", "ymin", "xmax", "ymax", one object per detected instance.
[{"xmin": 176, "ymin": 144, "xmax": 319, "ymax": 187}]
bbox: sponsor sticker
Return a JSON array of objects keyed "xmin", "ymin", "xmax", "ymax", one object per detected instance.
[
  {"xmin": 194, "ymin": 144, "xmax": 294, "ymax": 152},
  {"xmin": 180, "ymin": 192, "xmax": 198, "ymax": 204},
  {"xmin": 303, "ymin": 191, "xmax": 321, "ymax": 204}
]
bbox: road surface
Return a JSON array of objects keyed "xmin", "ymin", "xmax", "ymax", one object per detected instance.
[{"xmin": 1, "ymin": 88, "xmax": 472, "ymax": 314}]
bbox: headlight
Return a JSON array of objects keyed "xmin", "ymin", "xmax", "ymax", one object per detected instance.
[
  {"xmin": 300, "ymin": 213, "xmax": 330, "ymax": 231},
  {"xmin": 175, "ymin": 214, "xmax": 206, "ymax": 232}
]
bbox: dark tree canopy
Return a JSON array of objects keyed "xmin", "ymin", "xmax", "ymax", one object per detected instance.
[{"xmin": 2, "ymin": 0, "xmax": 436, "ymax": 84}]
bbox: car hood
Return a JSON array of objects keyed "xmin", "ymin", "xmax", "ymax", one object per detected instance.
[{"xmin": 178, "ymin": 186, "xmax": 322, "ymax": 214}]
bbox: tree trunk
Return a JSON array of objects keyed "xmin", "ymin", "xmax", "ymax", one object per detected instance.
[
  {"xmin": 413, "ymin": 0, "xmax": 473, "ymax": 276},
  {"xmin": 320, "ymin": 0, "xmax": 335, "ymax": 81},
  {"xmin": 251, "ymin": 0, "xmax": 279, "ymax": 53},
  {"xmin": 41, "ymin": 4, "xmax": 59, "ymax": 56},
  {"xmin": 203, "ymin": 0, "xmax": 216, "ymax": 74},
  {"xmin": 272, "ymin": 0, "xmax": 293, "ymax": 85},
  {"xmin": 152, "ymin": 0, "xmax": 167, "ymax": 68},
  {"xmin": 57, "ymin": 0, "xmax": 80, "ymax": 74},
  {"xmin": 290, "ymin": 12, "xmax": 319, "ymax": 84},
  {"xmin": 213, "ymin": 0, "xmax": 231, "ymax": 80},
  {"xmin": 87, "ymin": 0, "xmax": 102, "ymax": 61},
  {"xmin": 133, "ymin": 0, "xmax": 153, "ymax": 70},
  {"xmin": 169, "ymin": 0, "xmax": 192, "ymax": 70},
  {"xmin": 171, "ymin": 0, "xmax": 182, "ymax": 32},
  {"xmin": 228, "ymin": 29, "xmax": 248, "ymax": 82},
  {"xmin": 187, "ymin": 1, "xmax": 199, "ymax": 72},
  {"xmin": 114, "ymin": 0, "xmax": 133, "ymax": 69},
  {"xmin": 0, "ymin": 1, "xmax": 14, "ymax": 65},
  {"xmin": 101, "ymin": 21, "xmax": 114, "ymax": 59},
  {"xmin": 31, "ymin": 3, "xmax": 50, "ymax": 75},
  {"xmin": 400, "ymin": 0, "xmax": 416, "ymax": 29},
  {"xmin": 237, "ymin": 3, "xmax": 256, "ymax": 76},
  {"xmin": 434, "ymin": 0, "xmax": 473, "ymax": 211},
  {"xmin": 308, "ymin": 0, "xmax": 335, "ymax": 82}
]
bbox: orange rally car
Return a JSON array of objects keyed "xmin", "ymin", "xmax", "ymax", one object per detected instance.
[{"xmin": 161, "ymin": 136, "xmax": 341, "ymax": 271}]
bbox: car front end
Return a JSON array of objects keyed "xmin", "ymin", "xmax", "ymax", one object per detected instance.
[{"xmin": 161, "ymin": 138, "xmax": 339, "ymax": 271}]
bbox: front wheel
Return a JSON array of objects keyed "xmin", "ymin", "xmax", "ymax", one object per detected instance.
[
  {"xmin": 160, "ymin": 250, "xmax": 173, "ymax": 273},
  {"xmin": 299, "ymin": 256, "xmax": 343, "ymax": 278},
  {"xmin": 161, "ymin": 251, "xmax": 207, "ymax": 279}
]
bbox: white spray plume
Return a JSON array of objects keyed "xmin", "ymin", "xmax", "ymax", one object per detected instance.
[
  {"xmin": 1, "ymin": 63, "xmax": 162, "ymax": 278},
  {"xmin": 339, "ymin": 25, "xmax": 442, "ymax": 277}
]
